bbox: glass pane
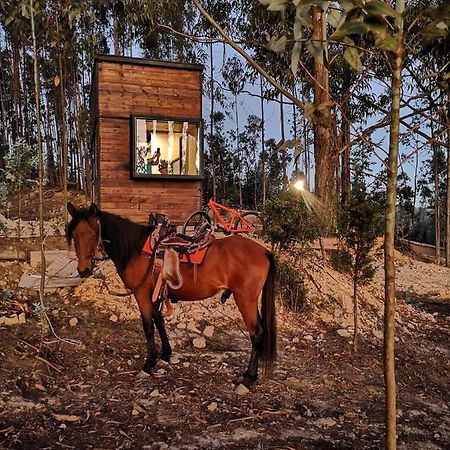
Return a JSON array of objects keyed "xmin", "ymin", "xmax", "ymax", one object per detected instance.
[{"xmin": 134, "ymin": 118, "xmax": 200, "ymax": 177}]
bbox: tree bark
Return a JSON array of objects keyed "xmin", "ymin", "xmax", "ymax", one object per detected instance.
[
  {"xmin": 312, "ymin": 8, "xmax": 335, "ymax": 214},
  {"xmin": 280, "ymin": 94, "xmax": 287, "ymax": 192},
  {"xmin": 434, "ymin": 141, "xmax": 441, "ymax": 265},
  {"xmin": 209, "ymin": 42, "xmax": 217, "ymax": 201},
  {"xmin": 260, "ymin": 76, "xmax": 266, "ymax": 206},
  {"xmin": 341, "ymin": 99, "xmax": 351, "ymax": 206},
  {"xmin": 384, "ymin": 2, "xmax": 404, "ymax": 448},
  {"xmin": 445, "ymin": 103, "xmax": 450, "ymax": 267}
]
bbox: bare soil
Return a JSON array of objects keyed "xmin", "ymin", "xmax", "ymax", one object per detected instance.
[{"xmin": 0, "ymin": 190, "xmax": 448, "ymax": 450}]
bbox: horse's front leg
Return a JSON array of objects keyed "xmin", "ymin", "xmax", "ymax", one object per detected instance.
[
  {"xmin": 153, "ymin": 302, "xmax": 172, "ymax": 362},
  {"xmin": 135, "ymin": 292, "xmax": 158, "ymax": 373}
]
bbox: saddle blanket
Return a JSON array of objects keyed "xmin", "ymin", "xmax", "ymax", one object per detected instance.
[{"xmin": 142, "ymin": 238, "xmax": 209, "ymax": 265}]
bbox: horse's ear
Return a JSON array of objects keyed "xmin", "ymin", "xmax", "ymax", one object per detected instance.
[
  {"xmin": 67, "ymin": 202, "xmax": 77, "ymax": 217},
  {"xmin": 89, "ymin": 203, "xmax": 99, "ymax": 216}
]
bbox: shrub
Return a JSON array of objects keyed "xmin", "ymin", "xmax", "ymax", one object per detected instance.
[
  {"xmin": 262, "ymin": 192, "xmax": 323, "ymax": 251},
  {"xmin": 276, "ymin": 257, "xmax": 308, "ymax": 312}
]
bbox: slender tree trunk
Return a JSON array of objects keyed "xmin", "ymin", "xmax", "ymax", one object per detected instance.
[
  {"xmin": 384, "ymin": 2, "xmax": 404, "ymax": 449},
  {"xmin": 209, "ymin": 42, "xmax": 216, "ymax": 201},
  {"xmin": 280, "ymin": 94, "xmax": 287, "ymax": 192},
  {"xmin": 412, "ymin": 145, "xmax": 419, "ymax": 234},
  {"xmin": 30, "ymin": 0, "xmax": 47, "ymax": 307},
  {"xmin": 434, "ymin": 142, "xmax": 441, "ymax": 265},
  {"xmin": 59, "ymin": 52, "xmax": 68, "ymax": 225},
  {"xmin": 235, "ymin": 95, "xmax": 242, "ymax": 207},
  {"xmin": 353, "ymin": 263, "xmax": 358, "ymax": 352},
  {"xmin": 312, "ymin": 7, "xmax": 334, "ymax": 213},
  {"xmin": 260, "ymin": 76, "xmax": 266, "ymax": 206},
  {"xmin": 113, "ymin": 14, "xmax": 120, "ymax": 56},
  {"xmin": 11, "ymin": 34, "xmax": 21, "ymax": 141},
  {"xmin": 341, "ymin": 100, "xmax": 351, "ymax": 206},
  {"xmin": 445, "ymin": 103, "xmax": 450, "ymax": 267}
]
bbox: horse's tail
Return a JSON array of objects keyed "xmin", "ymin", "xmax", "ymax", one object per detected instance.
[{"xmin": 260, "ymin": 251, "xmax": 277, "ymax": 372}]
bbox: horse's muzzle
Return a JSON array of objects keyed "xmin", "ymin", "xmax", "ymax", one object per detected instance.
[{"xmin": 78, "ymin": 267, "xmax": 93, "ymax": 278}]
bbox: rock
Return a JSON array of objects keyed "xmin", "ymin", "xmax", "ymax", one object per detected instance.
[
  {"xmin": 150, "ymin": 389, "xmax": 160, "ymax": 398},
  {"xmin": 4, "ymin": 316, "xmax": 20, "ymax": 326},
  {"xmin": 304, "ymin": 335, "xmax": 314, "ymax": 341},
  {"xmin": 235, "ymin": 384, "xmax": 250, "ymax": 396},
  {"xmin": 69, "ymin": 317, "xmax": 78, "ymax": 327},
  {"xmin": 187, "ymin": 321, "xmax": 201, "ymax": 334},
  {"xmin": 170, "ymin": 356, "xmax": 180, "ymax": 365},
  {"xmin": 313, "ymin": 417, "xmax": 337, "ymax": 428},
  {"xmin": 51, "ymin": 309, "xmax": 60, "ymax": 317},
  {"xmin": 109, "ymin": 314, "xmax": 118, "ymax": 323},
  {"xmin": 176, "ymin": 322, "xmax": 187, "ymax": 330},
  {"xmin": 18, "ymin": 313, "xmax": 26, "ymax": 324},
  {"xmin": 144, "ymin": 442, "xmax": 168, "ymax": 450},
  {"xmin": 292, "ymin": 337, "xmax": 300, "ymax": 344},
  {"xmin": 136, "ymin": 370, "xmax": 150, "ymax": 379},
  {"xmin": 337, "ymin": 329, "xmax": 351, "ymax": 338},
  {"xmin": 192, "ymin": 337, "xmax": 206, "ymax": 349},
  {"xmin": 373, "ymin": 329, "xmax": 383, "ymax": 340},
  {"xmin": 203, "ymin": 325, "xmax": 215, "ymax": 338},
  {"xmin": 207, "ymin": 402, "xmax": 218, "ymax": 412}
]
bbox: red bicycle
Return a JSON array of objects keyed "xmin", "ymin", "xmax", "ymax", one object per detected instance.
[{"xmin": 182, "ymin": 199, "xmax": 263, "ymax": 237}]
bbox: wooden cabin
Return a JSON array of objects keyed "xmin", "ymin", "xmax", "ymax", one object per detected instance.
[{"xmin": 90, "ymin": 55, "xmax": 204, "ymax": 224}]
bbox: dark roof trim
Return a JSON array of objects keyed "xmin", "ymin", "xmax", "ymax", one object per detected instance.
[{"xmin": 94, "ymin": 54, "xmax": 204, "ymax": 72}]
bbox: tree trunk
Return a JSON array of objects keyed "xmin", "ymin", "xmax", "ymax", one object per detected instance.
[
  {"xmin": 235, "ymin": 95, "xmax": 242, "ymax": 207},
  {"xmin": 434, "ymin": 142, "xmax": 441, "ymax": 265},
  {"xmin": 280, "ymin": 94, "xmax": 287, "ymax": 192},
  {"xmin": 445, "ymin": 103, "xmax": 450, "ymax": 267},
  {"xmin": 209, "ymin": 42, "xmax": 217, "ymax": 201},
  {"xmin": 312, "ymin": 8, "xmax": 335, "ymax": 213},
  {"xmin": 341, "ymin": 99, "xmax": 351, "ymax": 206},
  {"xmin": 59, "ymin": 52, "xmax": 69, "ymax": 225},
  {"xmin": 384, "ymin": 2, "xmax": 404, "ymax": 448},
  {"xmin": 353, "ymin": 261, "xmax": 358, "ymax": 352},
  {"xmin": 260, "ymin": 76, "xmax": 266, "ymax": 206}
]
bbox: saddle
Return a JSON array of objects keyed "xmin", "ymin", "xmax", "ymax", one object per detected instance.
[{"xmin": 145, "ymin": 213, "xmax": 214, "ymax": 313}]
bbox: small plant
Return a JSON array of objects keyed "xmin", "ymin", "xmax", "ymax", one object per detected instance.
[
  {"xmin": 276, "ymin": 257, "xmax": 308, "ymax": 312},
  {"xmin": 1, "ymin": 288, "xmax": 14, "ymax": 300},
  {"xmin": 337, "ymin": 183, "xmax": 383, "ymax": 351}
]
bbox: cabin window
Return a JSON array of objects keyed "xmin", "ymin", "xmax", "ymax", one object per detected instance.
[{"xmin": 131, "ymin": 117, "xmax": 202, "ymax": 179}]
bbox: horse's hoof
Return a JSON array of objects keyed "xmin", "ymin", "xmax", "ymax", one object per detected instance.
[
  {"xmin": 236, "ymin": 372, "xmax": 258, "ymax": 387},
  {"xmin": 160, "ymin": 351, "xmax": 172, "ymax": 363},
  {"xmin": 142, "ymin": 360, "xmax": 157, "ymax": 373}
]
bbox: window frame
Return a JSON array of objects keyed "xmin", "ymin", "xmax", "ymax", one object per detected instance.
[{"xmin": 130, "ymin": 114, "xmax": 204, "ymax": 181}]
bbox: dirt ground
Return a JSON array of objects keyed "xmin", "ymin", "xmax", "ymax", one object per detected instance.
[{"xmin": 0, "ymin": 190, "xmax": 449, "ymax": 449}]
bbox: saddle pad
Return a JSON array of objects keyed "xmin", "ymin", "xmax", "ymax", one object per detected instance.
[
  {"xmin": 142, "ymin": 237, "xmax": 209, "ymax": 265},
  {"xmin": 180, "ymin": 247, "xmax": 208, "ymax": 265}
]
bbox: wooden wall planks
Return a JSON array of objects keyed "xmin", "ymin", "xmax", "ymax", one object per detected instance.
[{"xmin": 93, "ymin": 58, "xmax": 203, "ymax": 224}]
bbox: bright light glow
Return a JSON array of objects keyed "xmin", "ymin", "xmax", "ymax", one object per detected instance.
[{"xmin": 294, "ymin": 179, "xmax": 305, "ymax": 191}]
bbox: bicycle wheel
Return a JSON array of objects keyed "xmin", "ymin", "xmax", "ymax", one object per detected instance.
[
  {"xmin": 182, "ymin": 211, "xmax": 211, "ymax": 235},
  {"xmin": 234, "ymin": 212, "xmax": 263, "ymax": 237}
]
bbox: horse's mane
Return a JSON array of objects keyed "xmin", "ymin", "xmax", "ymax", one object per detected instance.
[{"xmin": 67, "ymin": 207, "xmax": 153, "ymax": 273}]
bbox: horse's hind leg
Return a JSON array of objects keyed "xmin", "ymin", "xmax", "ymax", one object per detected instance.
[
  {"xmin": 153, "ymin": 303, "xmax": 172, "ymax": 362},
  {"xmin": 234, "ymin": 294, "xmax": 263, "ymax": 387}
]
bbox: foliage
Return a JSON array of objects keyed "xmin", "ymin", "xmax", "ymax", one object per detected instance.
[
  {"xmin": 276, "ymin": 257, "xmax": 308, "ymax": 311},
  {"xmin": 262, "ymin": 191, "xmax": 322, "ymax": 250},
  {"xmin": 2, "ymin": 138, "xmax": 37, "ymax": 193},
  {"xmin": 337, "ymin": 182, "xmax": 383, "ymax": 286}
]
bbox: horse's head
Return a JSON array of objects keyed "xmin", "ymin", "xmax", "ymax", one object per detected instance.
[{"xmin": 67, "ymin": 202, "xmax": 101, "ymax": 278}]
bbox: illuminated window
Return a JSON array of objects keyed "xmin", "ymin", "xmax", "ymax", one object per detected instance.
[{"xmin": 131, "ymin": 116, "xmax": 202, "ymax": 179}]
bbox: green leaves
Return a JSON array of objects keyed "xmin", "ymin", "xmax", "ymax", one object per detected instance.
[{"xmin": 344, "ymin": 45, "xmax": 363, "ymax": 72}]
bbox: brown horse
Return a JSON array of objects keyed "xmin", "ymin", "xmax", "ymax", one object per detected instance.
[{"xmin": 66, "ymin": 202, "xmax": 276, "ymax": 386}]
